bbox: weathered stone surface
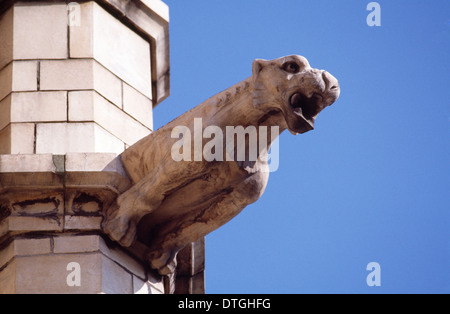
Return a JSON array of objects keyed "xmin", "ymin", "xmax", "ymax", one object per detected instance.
[
  {"xmin": 12, "ymin": 3, "xmax": 68, "ymax": 60},
  {"xmin": 0, "ymin": 154, "xmax": 55, "ymax": 173},
  {"xmin": 0, "ymin": 61, "xmax": 37, "ymax": 101},
  {"xmin": 174, "ymin": 238, "xmax": 205, "ymax": 294},
  {"xmin": 92, "ymin": 61, "xmax": 123, "ymax": 108},
  {"xmin": 7, "ymin": 216, "xmax": 63, "ymax": 232},
  {"xmin": 0, "ymin": 92, "xmax": 67, "ymax": 130},
  {"xmin": 99, "ymin": 0, "xmax": 170, "ymax": 105},
  {"xmin": 70, "ymin": 2, "xmax": 152, "ymax": 98},
  {"xmin": 11, "ymin": 192, "xmax": 64, "ymax": 216},
  {"xmin": 102, "ymin": 55, "xmax": 340, "ymax": 275},
  {"xmin": 11, "ymin": 253, "xmax": 102, "ymax": 294},
  {"xmin": 0, "ymin": 151, "xmax": 162, "ymax": 294},
  {"xmin": 0, "ymin": 0, "xmax": 169, "ymax": 106},
  {"xmin": 0, "ymin": 7, "xmax": 13, "ymax": 70},
  {"xmin": 65, "ymin": 152, "xmax": 118, "ymax": 172},
  {"xmin": 123, "ymin": 83, "xmax": 153, "ymax": 130},
  {"xmin": 0, "ymin": 153, "xmax": 131, "ymax": 237},
  {"xmin": 39, "ymin": 59, "xmax": 94, "ymax": 91},
  {"xmin": 68, "ymin": 91, "xmax": 96, "ymax": 121},
  {"xmin": 101, "ymin": 254, "xmax": 133, "ymax": 294},
  {"xmin": 40, "ymin": 60, "xmax": 122, "ymax": 108},
  {"xmin": 0, "ymin": 123, "xmax": 35, "ymax": 154},
  {"xmin": 14, "ymin": 238, "xmax": 52, "ymax": 256},
  {"xmin": 68, "ymin": 91, "xmax": 151, "ymax": 146},
  {"xmin": 0, "ymin": 244, "xmax": 162, "ymax": 294},
  {"xmin": 68, "ymin": 2, "xmax": 94, "ymax": 59},
  {"xmin": 54, "ymin": 235, "xmax": 100, "ymax": 254},
  {"xmin": 11, "ymin": 61, "xmax": 38, "ymax": 93},
  {"xmin": 35, "ymin": 122, "xmax": 124, "ymax": 154},
  {"xmin": 64, "ymin": 215, "xmax": 103, "ymax": 231},
  {"xmin": 98, "ymin": 237, "xmax": 147, "ymax": 280},
  {"xmin": 0, "ymin": 94, "xmax": 11, "ymax": 130},
  {"xmin": 0, "ymin": 257, "xmax": 16, "ymax": 293}
]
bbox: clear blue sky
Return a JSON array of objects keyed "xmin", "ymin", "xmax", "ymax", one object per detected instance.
[{"xmin": 155, "ymin": 0, "xmax": 449, "ymax": 293}]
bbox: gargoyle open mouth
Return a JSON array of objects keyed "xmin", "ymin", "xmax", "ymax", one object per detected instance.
[{"xmin": 289, "ymin": 92, "xmax": 323, "ymax": 123}]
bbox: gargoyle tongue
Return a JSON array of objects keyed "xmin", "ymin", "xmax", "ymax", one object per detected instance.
[
  {"xmin": 286, "ymin": 92, "xmax": 318, "ymax": 134},
  {"xmin": 289, "ymin": 92, "xmax": 318, "ymax": 122}
]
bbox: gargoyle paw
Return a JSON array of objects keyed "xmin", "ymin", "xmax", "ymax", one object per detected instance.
[{"xmin": 102, "ymin": 203, "xmax": 137, "ymax": 247}]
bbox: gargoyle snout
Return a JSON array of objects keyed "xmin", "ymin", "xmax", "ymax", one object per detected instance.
[{"xmin": 321, "ymin": 70, "xmax": 340, "ymax": 105}]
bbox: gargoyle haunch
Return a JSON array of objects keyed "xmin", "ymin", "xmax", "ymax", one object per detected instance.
[{"xmin": 102, "ymin": 55, "xmax": 340, "ymax": 274}]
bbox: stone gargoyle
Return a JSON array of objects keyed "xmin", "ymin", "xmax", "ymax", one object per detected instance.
[{"xmin": 102, "ymin": 55, "xmax": 340, "ymax": 274}]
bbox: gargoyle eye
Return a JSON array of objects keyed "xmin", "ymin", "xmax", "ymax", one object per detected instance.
[{"xmin": 282, "ymin": 61, "xmax": 300, "ymax": 74}]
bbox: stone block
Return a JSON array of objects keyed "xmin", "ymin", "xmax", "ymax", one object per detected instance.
[
  {"xmin": 11, "ymin": 61, "xmax": 38, "ymax": 93},
  {"xmin": 103, "ymin": 0, "xmax": 170, "ymax": 105},
  {"xmin": 40, "ymin": 60, "xmax": 122, "ymax": 108},
  {"xmin": 0, "ymin": 94, "xmax": 12, "ymax": 131},
  {"xmin": 0, "ymin": 258, "xmax": 16, "ymax": 294},
  {"xmin": 39, "ymin": 59, "xmax": 94, "ymax": 92},
  {"xmin": 0, "ymin": 154, "xmax": 55, "ymax": 173},
  {"xmin": 123, "ymin": 83, "xmax": 153, "ymax": 130},
  {"xmin": 0, "ymin": 242, "xmax": 14, "ymax": 270},
  {"xmin": 68, "ymin": 2, "xmax": 94, "ymax": 59},
  {"xmin": 70, "ymin": 2, "xmax": 152, "ymax": 98},
  {"xmin": 0, "ymin": 123, "xmax": 35, "ymax": 154},
  {"xmin": 13, "ymin": 253, "xmax": 102, "ymax": 294},
  {"xmin": 98, "ymin": 238, "xmax": 146, "ymax": 280},
  {"xmin": 190, "ymin": 271, "xmax": 205, "ymax": 294},
  {"xmin": 54, "ymin": 235, "xmax": 100, "ymax": 254},
  {"xmin": 36, "ymin": 122, "xmax": 94, "ymax": 154},
  {"xmin": 98, "ymin": 254, "xmax": 125, "ymax": 293},
  {"xmin": 35, "ymin": 122, "xmax": 124, "ymax": 154},
  {"xmin": 93, "ymin": 93, "xmax": 151, "ymax": 146},
  {"xmin": 176, "ymin": 238, "xmax": 205, "ymax": 277},
  {"xmin": 68, "ymin": 91, "xmax": 151, "ymax": 146},
  {"xmin": 143, "ymin": 0, "xmax": 170, "ymax": 22},
  {"xmin": 63, "ymin": 215, "xmax": 102, "ymax": 231},
  {"xmin": 93, "ymin": 61, "xmax": 122, "ymax": 108},
  {"xmin": 0, "ymin": 7, "xmax": 13, "ymax": 70},
  {"xmin": 68, "ymin": 91, "xmax": 95, "ymax": 121},
  {"xmin": 7, "ymin": 216, "xmax": 63, "ymax": 232},
  {"xmin": 0, "ymin": 61, "xmax": 37, "ymax": 101},
  {"xmin": 65, "ymin": 153, "xmax": 118, "ymax": 172},
  {"xmin": 101, "ymin": 255, "xmax": 133, "ymax": 294},
  {"xmin": 14, "ymin": 238, "xmax": 52, "ymax": 256},
  {"xmin": 66, "ymin": 191, "xmax": 103, "ymax": 215},
  {"xmin": 12, "ymin": 3, "xmax": 67, "ymax": 60},
  {"xmin": 0, "ymin": 252, "xmax": 145, "ymax": 293},
  {"xmin": 93, "ymin": 124, "xmax": 126, "ymax": 154},
  {"xmin": 0, "ymin": 63, "xmax": 12, "ymax": 101},
  {"xmin": 0, "ymin": 219, "xmax": 9, "ymax": 241},
  {"xmin": 0, "ymin": 92, "xmax": 67, "ymax": 130}
]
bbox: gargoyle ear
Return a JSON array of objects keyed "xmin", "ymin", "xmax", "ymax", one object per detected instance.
[
  {"xmin": 252, "ymin": 59, "xmax": 270, "ymax": 108},
  {"xmin": 252, "ymin": 59, "xmax": 268, "ymax": 75}
]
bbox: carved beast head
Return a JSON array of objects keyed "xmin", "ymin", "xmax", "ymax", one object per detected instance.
[{"xmin": 253, "ymin": 55, "xmax": 340, "ymax": 134}]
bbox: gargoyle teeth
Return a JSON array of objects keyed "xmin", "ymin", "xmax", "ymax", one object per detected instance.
[
  {"xmin": 289, "ymin": 92, "xmax": 321, "ymax": 121},
  {"xmin": 293, "ymin": 107, "xmax": 303, "ymax": 116}
]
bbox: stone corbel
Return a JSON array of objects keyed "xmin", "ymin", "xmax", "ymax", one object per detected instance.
[{"xmin": 0, "ymin": 153, "xmax": 131, "ymax": 242}]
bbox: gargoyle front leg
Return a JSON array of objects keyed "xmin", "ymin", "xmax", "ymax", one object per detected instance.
[
  {"xmin": 147, "ymin": 170, "xmax": 268, "ymax": 274},
  {"xmin": 102, "ymin": 161, "xmax": 208, "ymax": 247}
]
